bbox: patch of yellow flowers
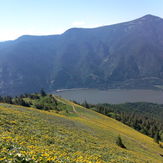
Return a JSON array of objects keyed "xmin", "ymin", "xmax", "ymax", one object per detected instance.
[{"xmin": 0, "ymin": 104, "xmax": 162, "ymax": 162}]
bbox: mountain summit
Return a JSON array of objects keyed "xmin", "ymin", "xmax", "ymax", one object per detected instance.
[
  {"xmin": 139, "ymin": 14, "xmax": 162, "ymax": 19},
  {"xmin": 0, "ymin": 15, "xmax": 163, "ymax": 95}
]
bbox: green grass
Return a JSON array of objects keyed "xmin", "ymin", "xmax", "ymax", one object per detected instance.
[{"xmin": 0, "ymin": 97, "xmax": 163, "ymax": 162}]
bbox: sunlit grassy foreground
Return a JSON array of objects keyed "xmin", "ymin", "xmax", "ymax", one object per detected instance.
[{"xmin": 0, "ymin": 97, "xmax": 163, "ymax": 162}]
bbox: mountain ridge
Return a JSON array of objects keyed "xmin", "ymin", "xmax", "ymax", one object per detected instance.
[
  {"xmin": 0, "ymin": 14, "xmax": 163, "ymax": 95},
  {"xmin": 10, "ymin": 14, "xmax": 162, "ymax": 41}
]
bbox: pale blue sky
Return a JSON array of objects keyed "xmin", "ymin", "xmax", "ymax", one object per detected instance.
[{"xmin": 0, "ymin": 0, "xmax": 163, "ymax": 41}]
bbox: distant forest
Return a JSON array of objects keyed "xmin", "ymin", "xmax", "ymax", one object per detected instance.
[{"xmin": 85, "ymin": 102, "xmax": 163, "ymax": 143}]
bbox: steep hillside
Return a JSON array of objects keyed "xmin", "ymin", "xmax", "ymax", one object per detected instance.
[
  {"xmin": 0, "ymin": 97, "xmax": 163, "ymax": 162},
  {"xmin": 92, "ymin": 102, "xmax": 163, "ymax": 141},
  {"xmin": 0, "ymin": 15, "xmax": 163, "ymax": 95}
]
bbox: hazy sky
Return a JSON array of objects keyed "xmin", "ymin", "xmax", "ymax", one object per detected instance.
[{"xmin": 0, "ymin": 0, "xmax": 163, "ymax": 41}]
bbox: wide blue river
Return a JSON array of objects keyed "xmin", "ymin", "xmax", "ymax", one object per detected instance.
[{"xmin": 54, "ymin": 89, "xmax": 163, "ymax": 104}]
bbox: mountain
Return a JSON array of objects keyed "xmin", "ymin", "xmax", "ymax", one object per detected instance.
[
  {"xmin": 0, "ymin": 14, "xmax": 163, "ymax": 95},
  {"xmin": 0, "ymin": 97, "xmax": 163, "ymax": 162}
]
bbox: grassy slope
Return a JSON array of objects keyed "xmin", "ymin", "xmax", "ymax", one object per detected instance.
[{"xmin": 0, "ymin": 96, "xmax": 163, "ymax": 162}]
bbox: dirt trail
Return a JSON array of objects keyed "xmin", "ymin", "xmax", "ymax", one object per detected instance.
[{"xmin": 55, "ymin": 96, "xmax": 77, "ymax": 113}]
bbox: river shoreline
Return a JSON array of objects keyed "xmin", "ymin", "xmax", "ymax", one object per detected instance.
[{"xmin": 53, "ymin": 88, "xmax": 163, "ymax": 104}]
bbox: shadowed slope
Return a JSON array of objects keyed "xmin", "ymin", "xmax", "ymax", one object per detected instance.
[{"xmin": 1, "ymin": 15, "xmax": 163, "ymax": 95}]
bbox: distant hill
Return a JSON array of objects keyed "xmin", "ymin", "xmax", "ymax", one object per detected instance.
[
  {"xmin": 0, "ymin": 97, "xmax": 163, "ymax": 162},
  {"xmin": 0, "ymin": 14, "xmax": 163, "ymax": 95}
]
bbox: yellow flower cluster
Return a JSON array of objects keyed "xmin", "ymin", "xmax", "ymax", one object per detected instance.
[{"xmin": 0, "ymin": 102, "xmax": 162, "ymax": 163}]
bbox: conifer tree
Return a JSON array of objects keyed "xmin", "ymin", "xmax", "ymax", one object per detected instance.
[
  {"xmin": 82, "ymin": 100, "xmax": 90, "ymax": 108},
  {"xmin": 116, "ymin": 135, "xmax": 126, "ymax": 148},
  {"xmin": 40, "ymin": 89, "xmax": 46, "ymax": 96},
  {"xmin": 154, "ymin": 132, "xmax": 160, "ymax": 144}
]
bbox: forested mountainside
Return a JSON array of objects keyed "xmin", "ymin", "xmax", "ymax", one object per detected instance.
[
  {"xmin": 0, "ymin": 14, "xmax": 163, "ymax": 95},
  {"xmin": 90, "ymin": 102, "xmax": 163, "ymax": 143}
]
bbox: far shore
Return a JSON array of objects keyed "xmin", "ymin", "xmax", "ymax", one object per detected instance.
[{"xmin": 55, "ymin": 88, "xmax": 89, "ymax": 93}]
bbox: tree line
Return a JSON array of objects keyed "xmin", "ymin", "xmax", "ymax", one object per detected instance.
[
  {"xmin": 0, "ymin": 89, "xmax": 58, "ymax": 111},
  {"xmin": 93, "ymin": 103, "xmax": 163, "ymax": 144}
]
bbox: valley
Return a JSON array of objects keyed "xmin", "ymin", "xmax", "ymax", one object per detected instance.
[{"xmin": 1, "ymin": 1, "xmax": 163, "ymax": 162}]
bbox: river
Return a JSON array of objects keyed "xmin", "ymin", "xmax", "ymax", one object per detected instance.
[{"xmin": 54, "ymin": 89, "xmax": 163, "ymax": 104}]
